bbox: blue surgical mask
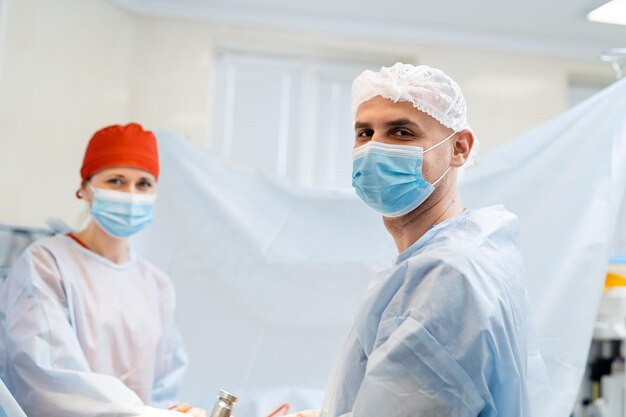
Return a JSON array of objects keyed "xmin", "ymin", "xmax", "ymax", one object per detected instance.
[
  {"xmin": 352, "ymin": 133, "xmax": 454, "ymax": 217},
  {"xmin": 89, "ymin": 186, "xmax": 156, "ymax": 238}
]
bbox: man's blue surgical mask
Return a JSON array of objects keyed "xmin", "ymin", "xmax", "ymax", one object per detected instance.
[
  {"xmin": 352, "ymin": 132, "xmax": 454, "ymax": 217},
  {"xmin": 89, "ymin": 186, "xmax": 156, "ymax": 238}
]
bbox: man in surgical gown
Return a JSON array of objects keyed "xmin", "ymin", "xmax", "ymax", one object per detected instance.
[{"xmin": 317, "ymin": 64, "xmax": 550, "ymax": 417}]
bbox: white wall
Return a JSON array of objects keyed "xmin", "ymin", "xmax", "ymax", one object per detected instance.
[
  {"xmin": 0, "ymin": 0, "xmax": 615, "ymax": 228},
  {"xmin": 129, "ymin": 18, "xmax": 614, "ymax": 156},
  {"xmin": 0, "ymin": 0, "xmax": 8, "ymax": 93},
  {"xmin": 0, "ymin": 0, "xmax": 135, "ymax": 228},
  {"xmin": 130, "ymin": 17, "xmax": 215, "ymax": 144}
]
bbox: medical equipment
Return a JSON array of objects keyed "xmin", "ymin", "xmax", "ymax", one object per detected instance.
[
  {"xmin": 594, "ymin": 262, "xmax": 626, "ymax": 340},
  {"xmin": 574, "ymin": 261, "xmax": 626, "ymax": 417},
  {"xmin": 600, "ymin": 49, "xmax": 626, "ymax": 80},
  {"xmin": 209, "ymin": 390, "xmax": 238, "ymax": 417},
  {"xmin": 266, "ymin": 403, "xmax": 290, "ymax": 417},
  {"xmin": 0, "ymin": 223, "xmax": 52, "ymax": 284}
]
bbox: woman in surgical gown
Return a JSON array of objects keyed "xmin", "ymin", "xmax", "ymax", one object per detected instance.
[{"xmin": 0, "ymin": 124, "xmax": 204, "ymax": 417}]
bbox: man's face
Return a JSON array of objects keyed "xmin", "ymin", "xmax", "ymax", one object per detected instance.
[{"xmin": 354, "ymin": 96, "xmax": 454, "ymax": 185}]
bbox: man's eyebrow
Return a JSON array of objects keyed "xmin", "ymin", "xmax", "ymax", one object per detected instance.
[
  {"xmin": 385, "ymin": 118, "xmax": 424, "ymax": 132},
  {"xmin": 354, "ymin": 118, "xmax": 426, "ymax": 135}
]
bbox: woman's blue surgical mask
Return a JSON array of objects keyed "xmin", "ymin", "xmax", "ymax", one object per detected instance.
[
  {"xmin": 352, "ymin": 132, "xmax": 454, "ymax": 217},
  {"xmin": 89, "ymin": 186, "xmax": 156, "ymax": 238}
]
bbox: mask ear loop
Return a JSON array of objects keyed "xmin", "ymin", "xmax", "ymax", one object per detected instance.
[
  {"xmin": 432, "ymin": 166, "xmax": 452, "ymax": 186},
  {"xmin": 424, "ymin": 131, "xmax": 456, "ymax": 186},
  {"xmin": 423, "ymin": 131, "xmax": 456, "ymax": 154}
]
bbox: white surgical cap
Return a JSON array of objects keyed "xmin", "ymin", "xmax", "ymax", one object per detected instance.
[{"xmin": 351, "ymin": 62, "xmax": 478, "ymax": 167}]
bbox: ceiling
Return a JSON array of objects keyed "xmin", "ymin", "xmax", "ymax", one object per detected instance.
[{"xmin": 108, "ymin": 0, "xmax": 626, "ymax": 60}]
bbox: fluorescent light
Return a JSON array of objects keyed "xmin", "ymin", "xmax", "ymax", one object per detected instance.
[{"xmin": 588, "ymin": 0, "xmax": 626, "ymax": 26}]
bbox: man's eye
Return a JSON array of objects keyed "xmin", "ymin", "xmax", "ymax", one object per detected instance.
[
  {"xmin": 393, "ymin": 129, "xmax": 413, "ymax": 137},
  {"xmin": 357, "ymin": 130, "xmax": 373, "ymax": 137}
]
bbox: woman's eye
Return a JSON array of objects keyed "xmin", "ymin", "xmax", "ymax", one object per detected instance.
[
  {"xmin": 138, "ymin": 181, "xmax": 153, "ymax": 189},
  {"xmin": 107, "ymin": 178, "xmax": 122, "ymax": 185}
]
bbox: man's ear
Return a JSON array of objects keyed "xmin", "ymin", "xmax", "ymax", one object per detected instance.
[{"xmin": 451, "ymin": 129, "xmax": 474, "ymax": 168}]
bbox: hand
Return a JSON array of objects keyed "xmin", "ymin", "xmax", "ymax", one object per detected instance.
[
  {"xmin": 169, "ymin": 404, "xmax": 206, "ymax": 417},
  {"xmin": 183, "ymin": 408, "xmax": 206, "ymax": 417}
]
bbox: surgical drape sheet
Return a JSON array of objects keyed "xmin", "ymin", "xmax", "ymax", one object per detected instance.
[
  {"xmin": 0, "ymin": 378, "xmax": 26, "ymax": 417},
  {"xmin": 134, "ymin": 78, "xmax": 626, "ymax": 417},
  {"xmin": 460, "ymin": 79, "xmax": 626, "ymax": 417},
  {"xmin": 133, "ymin": 138, "xmax": 396, "ymax": 415}
]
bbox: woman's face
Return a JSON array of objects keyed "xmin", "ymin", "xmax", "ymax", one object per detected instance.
[{"xmin": 80, "ymin": 167, "xmax": 157, "ymax": 202}]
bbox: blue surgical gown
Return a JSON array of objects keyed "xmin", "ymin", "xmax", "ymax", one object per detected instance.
[
  {"xmin": 321, "ymin": 206, "xmax": 550, "ymax": 417},
  {"xmin": 0, "ymin": 234, "xmax": 188, "ymax": 417}
]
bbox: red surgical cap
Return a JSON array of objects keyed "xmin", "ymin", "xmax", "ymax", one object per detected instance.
[{"xmin": 80, "ymin": 123, "xmax": 159, "ymax": 182}]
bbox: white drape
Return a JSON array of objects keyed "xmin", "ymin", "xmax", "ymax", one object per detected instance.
[{"xmin": 134, "ymin": 78, "xmax": 626, "ymax": 417}]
